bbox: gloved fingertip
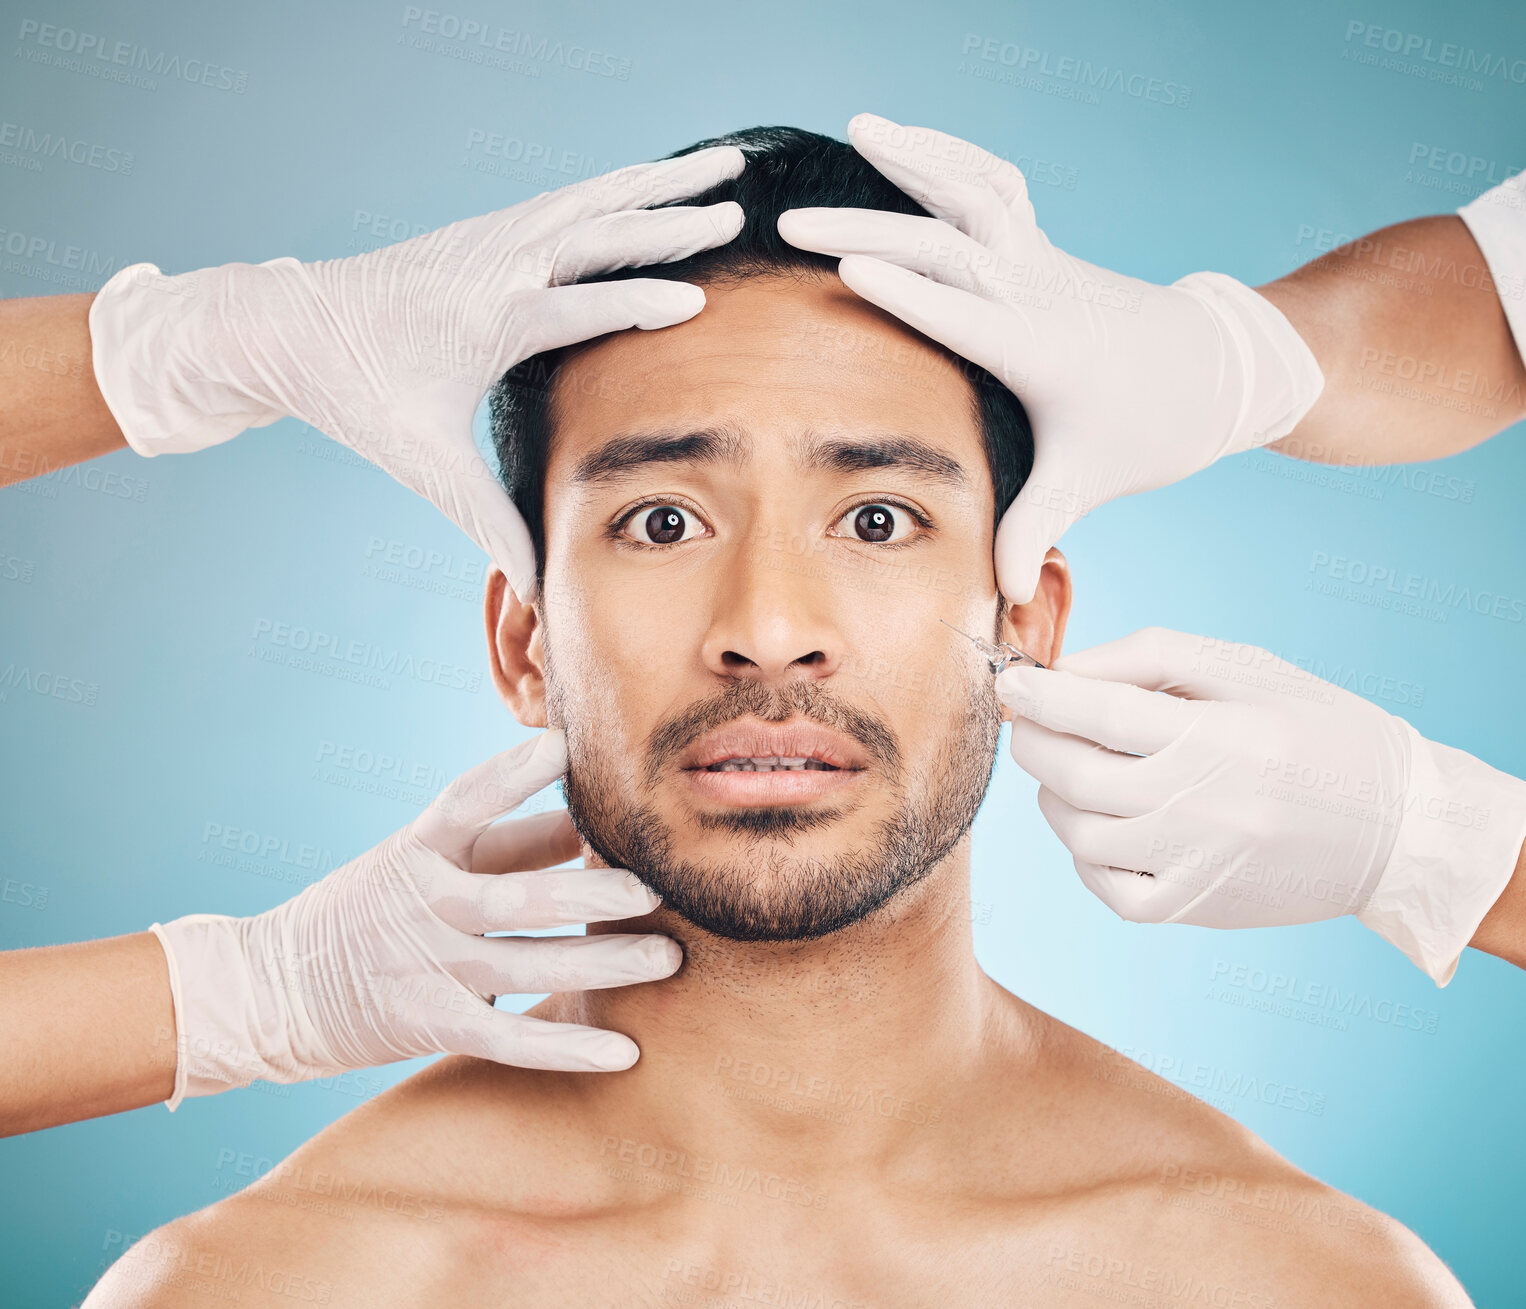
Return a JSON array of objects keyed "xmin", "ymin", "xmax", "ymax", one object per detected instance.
[
  {"xmin": 507, "ymin": 568, "xmax": 539, "ymax": 606},
  {"xmin": 993, "ymin": 516, "xmax": 1052, "ymax": 606},
  {"xmin": 836, "ymin": 255, "xmax": 923, "ymax": 303},
  {"xmin": 626, "ymin": 872, "xmax": 663, "ymax": 910},
  {"xmin": 645, "ymin": 935, "xmax": 683, "ymax": 975},
  {"xmin": 847, "ymin": 111, "xmax": 895, "ymax": 139},
  {"xmin": 839, "ymin": 251, "xmax": 902, "ymax": 278},
  {"xmin": 778, "ymin": 208, "xmax": 872, "ymax": 251},
  {"xmin": 634, "ymin": 280, "xmax": 706, "ymax": 327},
  {"xmin": 695, "ymin": 143, "xmax": 746, "ymax": 181},
  {"xmin": 587, "ymin": 1031, "xmax": 640, "ymax": 1071},
  {"xmin": 527, "ymin": 729, "xmax": 569, "ymax": 776},
  {"xmin": 1001, "ymin": 575, "xmax": 1039, "ymax": 606},
  {"xmin": 710, "ymin": 200, "xmax": 744, "ymax": 240},
  {"xmin": 774, "ymin": 208, "xmax": 814, "ymax": 244},
  {"xmin": 994, "ymin": 664, "xmax": 1047, "ymax": 715}
]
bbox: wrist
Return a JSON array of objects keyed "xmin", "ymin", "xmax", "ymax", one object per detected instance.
[
  {"xmin": 89, "ymin": 259, "xmax": 295, "ymax": 457},
  {"xmin": 1172, "ymin": 270, "xmax": 1326, "ymax": 458},
  {"xmin": 151, "ymin": 911, "xmax": 322, "ymax": 1107},
  {"xmin": 1357, "ymin": 721, "xmax": 1526, "ymax": 984}
]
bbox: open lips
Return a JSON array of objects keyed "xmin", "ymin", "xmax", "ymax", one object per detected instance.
[
  {"xmin": 704, "ymin": 757, "xmax": 837, "ymax": 772},
  {"xmin": 679, "ymin": 720, "xmax": 870, "ymax": 774}
]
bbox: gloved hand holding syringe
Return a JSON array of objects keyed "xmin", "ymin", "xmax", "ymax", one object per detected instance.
[{"xmin": 994, "ymin": 628, "xmax": 1526, "ymax": 986}]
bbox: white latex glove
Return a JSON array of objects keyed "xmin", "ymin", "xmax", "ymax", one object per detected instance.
[
  {"xmin": 149, "ymin": 731, "xmax": 677, "ymax": 1108},
  {"xmin": 997, "ymin": 628, "xmax": 1526, "ymax": 984},
  {"xmin": 88, "ymin": 147, "xmax": 746, "ymax": 601},
  {"xmin": 778, "ymin": 113, "xmax": 1324, "ymax": 604}
]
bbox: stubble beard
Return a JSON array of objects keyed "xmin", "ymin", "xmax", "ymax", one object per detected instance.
[{"xmin": 545, "ymin": 626, "xmax": 1002, "ymax": 943}]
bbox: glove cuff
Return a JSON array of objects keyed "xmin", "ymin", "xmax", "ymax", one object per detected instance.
[
  {"xmin": 1171, "ymin": 270, "xmax": 1326, "ymax": 458},
  {"xmin": 89, "ymin": 259, "xmax": 294, "ymax": 456},
  {"xmin": 150, "ymin": 911, "xmax": 314, "ymax": 1103},
  {"xmin": 146, "ymin": 921, "xmax": 190, "ymax": 1110},
  {"xmin": 1357, "ymin": 721, "xmax": 1526, "ymax": 985}
]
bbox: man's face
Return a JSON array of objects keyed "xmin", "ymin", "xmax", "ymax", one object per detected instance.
[{"xmin": 493, "ymin": 273, "xmax": 1065, "ymax": 942}]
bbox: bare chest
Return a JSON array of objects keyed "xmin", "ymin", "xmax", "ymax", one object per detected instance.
[{"xmin": 364, "ymin": 1195, "xmax": 1150, "ymax": 1309}]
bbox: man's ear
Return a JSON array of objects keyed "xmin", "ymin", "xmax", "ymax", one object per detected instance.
[
  {"xmin": 484, "ymin": 566, "xmax": 548, "ymax": 727},
  {"xmin": 997, "ymin": 549, "xmax": 1071, "ymax": 722}
]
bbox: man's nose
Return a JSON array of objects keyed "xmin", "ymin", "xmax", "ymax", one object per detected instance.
[{"xmin": 700, "ymin": 535, "xmax": 846, "ymax": 683}]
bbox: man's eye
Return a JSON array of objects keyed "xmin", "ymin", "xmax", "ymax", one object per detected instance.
[
  {"xmin": 622, "ymin": 504, "xmax": 704, "ymax": 546},
  {"xmin": 835, "ymin": 502, "xmax": 917, "ymax": 544}
]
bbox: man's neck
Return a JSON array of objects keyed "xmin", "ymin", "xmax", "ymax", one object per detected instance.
[{"xmin": 545, "ymin": 835, "xmax": 1025, "ymax": 1173}]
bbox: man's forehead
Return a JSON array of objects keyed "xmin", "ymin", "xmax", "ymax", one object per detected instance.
[{"xmin": 545, "ymin": 274, "xmax": 988, "ymax": 482}]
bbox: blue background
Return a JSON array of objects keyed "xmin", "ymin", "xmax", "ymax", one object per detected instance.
[{"xmin": 2, "ymin": 0, "xmax": 1524, "ymax": 1303}]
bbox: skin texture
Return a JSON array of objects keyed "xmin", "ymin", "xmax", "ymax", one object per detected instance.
[
  {"xmin": 0, "ymin": 291, "xmax": 122, "ymax": 484},
  {"xmin": 1473, "ymin": 840, "xmax": 1526, "ymax": 969},
  {"xmin": 1258, "ymin": 215, "xmax": 1526, "ymax": 464},
  {"xmin": 0, "ymin": 932, "xmax": 175, "ymax": 1136},
  {"xmin": 85, "ymin": 274, "xmax": 1470, "ymax": 1308}
]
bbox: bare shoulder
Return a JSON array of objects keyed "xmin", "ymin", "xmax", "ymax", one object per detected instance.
[
  {"xmin": 83, "ymin": 1059, "xmax": 526, "ymax": 1308},
  {"xmin": 987, "ymin": 996, "xmax": 1472, "ymax": 1306}
]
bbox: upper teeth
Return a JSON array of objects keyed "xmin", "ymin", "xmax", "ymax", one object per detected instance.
[{"xmin": 707, "ymin": 756, "xmax": 837, "ymax": 772}]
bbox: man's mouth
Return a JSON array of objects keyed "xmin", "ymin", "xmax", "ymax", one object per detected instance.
[
  {"xmin": 704, "ymin": 757, "xmax": 840, "ymax": 773},
  {"xmin": 678, "ymin": 718, "xmax": 869, "ymax": 806}
]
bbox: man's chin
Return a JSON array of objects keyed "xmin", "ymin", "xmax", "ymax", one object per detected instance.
[
  {"xmin": 630, "ymin": 863, "xmax": 918, "ymax": 943},
  {"xmin": 572, "ymin": 808, "xmax": 937, "ymax": 944}
]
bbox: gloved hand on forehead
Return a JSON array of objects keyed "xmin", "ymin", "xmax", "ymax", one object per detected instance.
[
  {"xmin": 778, "ymin": 113, "xmax": 1324, "ymax": 605},
  {"xmin": 996, "ymin": 627, "xmax": 1526, "ymax": 985},
  {"xmin": 150, "ymin": 731, "xmax": 679, "ymax": 1108},
  {"xmin": 88, "ymin": 148, "xmax": 746, "ymax": 602}
]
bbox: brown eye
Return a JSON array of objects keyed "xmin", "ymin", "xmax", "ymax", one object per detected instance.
[
  {"xmin": 839, "ymin": 502, "xmax": 913, "ymax": 544},
  {"xmin": 625, "ymin": 504, "xmax": 700, "ymax": 545}
]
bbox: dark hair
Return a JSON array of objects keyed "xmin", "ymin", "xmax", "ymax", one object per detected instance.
[{"xmin": 487, "ymin": 125, "xmax": 1034, "ymax": 586}]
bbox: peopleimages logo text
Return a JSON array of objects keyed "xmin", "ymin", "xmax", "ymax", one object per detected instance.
[
  {"xmin": 1344, "ymin": 21, "xmax": 1526, "ymax": 83},
  {"xmin": 1307, "ymin": 553, "xmax": 1526, "ymax": 623}
]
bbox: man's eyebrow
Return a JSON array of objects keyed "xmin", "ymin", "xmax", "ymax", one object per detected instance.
[
  {"xmin": 796, "ymin": 433, "xmax": 968, "ymax": 488},
  {"xmin": 567, "ymin": 426, "xmax": 969, "ymax": 490},
  {"xmin": 569, "ymin": 425, "xmax": 749, "ymax": 486}
]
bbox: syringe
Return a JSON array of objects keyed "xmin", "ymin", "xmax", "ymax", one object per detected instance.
[{"xmin": 938, "ymin": 618, "xmax": 1047, "ymax": 675}]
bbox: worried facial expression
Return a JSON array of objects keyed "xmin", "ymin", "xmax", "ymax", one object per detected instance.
[{"xmin": 489, "ymin": 273, "xmax": 1069, "ymax": 942}]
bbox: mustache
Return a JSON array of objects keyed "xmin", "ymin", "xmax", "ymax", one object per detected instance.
[{"xmin": 641, "ymin": 677, "xmax": 902, "ymax": 789}]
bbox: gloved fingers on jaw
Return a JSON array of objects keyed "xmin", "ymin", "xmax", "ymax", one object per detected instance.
[
  {"xmin": 548, "ymin": 203, "xmax": 743, "ymax": 285},
  {"xmin": 1007, "ymin": 719, "xmax": 1164, "ymax": 818},
  {"xmin": 470, "ymin": 809, "xmax": 582, "ymax": 875},
  {"xmin": 520, "ymin": 145, "xmax": 746, "ymax": 237},
  {"xmin": 835, "ymin": 255, "xmax": 1013, "ymax": 381},
  {"xmin": 412, "ymin": 734, "xmax": 568, "ymax": 866},
  {"xmin": 505, "ymin": 280, "xmax": 706, "ymax": 363},
  {"xmin": 844, "ymin": 114, "xmax": 1028, "ymax": 245},
  {"xmin": 996, "ymin": 665, "xmax": 1205, "ymax": 757},
  {"xmin": 434, "ymin": 1008, "xmax": 641, "ymax": 1072},
  {"xmin": 778, "ymin": 209, "xmax": 1004, "ymax": 295},
  {"xmin": 455, "ymin": 932, "xmax": 681, "ymax": 997},
  {"xmin": 426, "ymin": 862, "xmax": 660, "ymax": 934}
]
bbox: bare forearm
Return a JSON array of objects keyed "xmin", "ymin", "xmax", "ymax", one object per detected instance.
[
  {"xmin": 0, "ymin": 292, "xmax": 124, "ymax": 488},
  {"xmin": 1257, "ymin": 215, "xmax": 1526, "ymax": 466},
  {"xmin": 1470, "ymin": 839, "xmax": 1526, "ymax": 971},
  {"xmin": 0, "ymin": 932, "xmax": 175, "ymax": 1136}
]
